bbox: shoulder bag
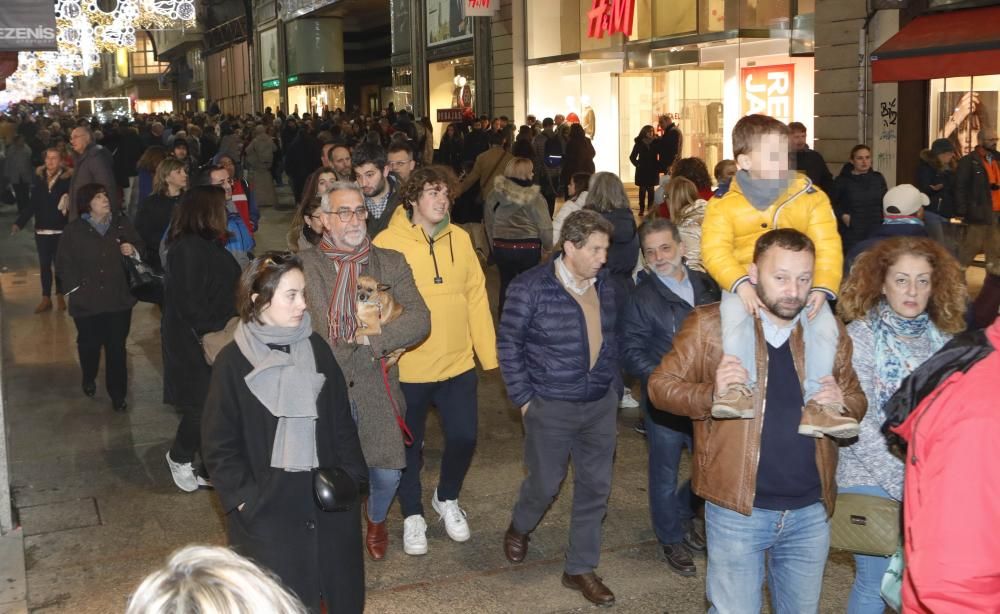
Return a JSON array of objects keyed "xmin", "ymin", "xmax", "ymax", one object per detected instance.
[{"xmin": 829, "ymin": 493, "xmax": 900, "ymax": 557}]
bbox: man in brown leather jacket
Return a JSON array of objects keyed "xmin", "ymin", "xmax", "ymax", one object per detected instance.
[{"xmin": 648, "ymin": 229, "xmax": 866, "ymax": 613}]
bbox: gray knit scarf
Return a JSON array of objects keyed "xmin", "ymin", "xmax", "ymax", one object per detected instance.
[
  {"xmin": 234, "ymin": 312, "xmax": 325, "ymax": 471},
  {"xmin": 735, "ymin": 169, "xmax": 795, "ymax": 211}
]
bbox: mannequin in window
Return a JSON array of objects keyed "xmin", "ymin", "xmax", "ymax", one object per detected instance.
[{"xmin": 581, "ymin": 95, "xmax": 596, "ymax": 140}]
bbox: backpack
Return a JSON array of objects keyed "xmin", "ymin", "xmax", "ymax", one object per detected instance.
[{"xmin": 543, "ymin": 133, "xmax": 563, "ymax": 169}]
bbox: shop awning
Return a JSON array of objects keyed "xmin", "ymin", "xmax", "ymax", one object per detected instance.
[{"xmin": 871, "ymin": 5, "xmax": 1000, "ymax": 82}]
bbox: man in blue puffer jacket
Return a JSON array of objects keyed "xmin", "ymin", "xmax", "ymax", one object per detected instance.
[
  {"xmin": 498, "ymin": 209, "xmax": 621, "ymax": 608},
  {"xmin": 619, "ymin": 217, "xmax": 720, "ymax": 578}
]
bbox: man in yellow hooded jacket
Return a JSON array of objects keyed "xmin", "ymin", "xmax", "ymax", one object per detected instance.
[{"xmin": 373, "ymin": 165, "xmax": 498, "ymax": 557}]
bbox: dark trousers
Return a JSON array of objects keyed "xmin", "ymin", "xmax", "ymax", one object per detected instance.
[
  {"xmin": 511, "ymin": 388, "xmax": 617, "ymax": 574},
  {"xmin": 398, "ymin": 369, "xmax": 479, "ymax": 517},
  {"xmin": 73, "ymin": 309, "xmax": 132, "ymax": 402},
  {"xmin": 171, "ymin": 403, "xmax": 203, "ymax": 464},
  {"xmin": 13, "ymin": 182, "xmax": 29, "ymax": 214},
  {"xmin": 35, "ymin": 234, "xmax": 62, "ymax": 297},
  {"xmin": 645, "ymin": 409, "xmax": 696, "ymax": 545},
  {"xmin": 637, "ymin": 185, "xmax": 655, "ymax": 216},
  {"xmin": 494, "ymin": 243, "xmax": 541, "ymax": 316}
]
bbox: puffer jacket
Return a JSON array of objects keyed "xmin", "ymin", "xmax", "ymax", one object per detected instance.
[
  {"xmin": 676, "ymin": 198, "xmax": 707, "ymax": 272},
  {"xmin": 701, "ymin": 173, "xmax": 843, "ymax": 298},
  {"xmin": 484, "ymin": 176, "xmax": 553, "ymax": 250},
  {"xmin": 498, "ymin": 259, "xmax": 621, "ymax": 407},
  {"xmin": 832, "ymin": 163, "xmax": 888, "ymax": 249},
  {"xmin": 373, "ymin": 206, "xmax": 498, "ymax": 382},
  {"xmin": 647, "ymin": 303, "xmax": 866, "ymax": 516},
  {"xmin": 890, "ymin": 319, "xmax": 1000, "ymax": 613},
  {"xmin": 916, "ymin": 148, "xmax": 957, "ymax": 217}
]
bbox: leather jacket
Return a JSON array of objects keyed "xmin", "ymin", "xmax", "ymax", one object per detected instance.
[{"xmin": 647, "ymin": 303, "xmax": 867, "ymax": 516}]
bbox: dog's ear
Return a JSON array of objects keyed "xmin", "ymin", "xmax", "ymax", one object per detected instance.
[{"xmin": 377, "ymin": 283, "xmax": 392, "ymax": 292}]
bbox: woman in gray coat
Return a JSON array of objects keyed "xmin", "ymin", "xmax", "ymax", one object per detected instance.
[
  {"xmin": 245, "ymin": 125, "xmax": 278, "ymax": 208},
  {"xmin": 299, "ymin": 181, "xmax": 430, "ymax": 560}
]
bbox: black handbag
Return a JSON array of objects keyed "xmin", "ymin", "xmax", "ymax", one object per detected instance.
[
  {"xmin": 312, "ymin": 467, "xmax": 360, "ymax": 513},
  {"xmin": 122, "ymin": 254, "xmax": 163, "ymax": 304}
]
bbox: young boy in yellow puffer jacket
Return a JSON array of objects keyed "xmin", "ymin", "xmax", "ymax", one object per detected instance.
[{"xmin": 700, "ymin": 114, "xmax": 857, "ymax": 439}]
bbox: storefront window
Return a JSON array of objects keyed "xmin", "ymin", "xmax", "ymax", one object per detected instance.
[
  {"xmin": 392, "ymin": 66, "xmax": 413, "ymax": 113},
  {"xmin": 426, "ymin": 0, "xmax": 472, "ymax": 47},
  {"xmin": 287, "ymin": 84, "xmax": 345, "ymax": 117},
  {"xmin": 391, "ymin": 0, "xmax": 411, "ymax": 55},
  {"xmin": 260, "ymin": 28, "xmax": 280, "ymax": 83},
  {"xmin": 134, "ymin": 99, "xmax": 174, "ymax": 114},
  {"xmin": 527, "ymin": 59, "xmax": 621, "ymax": 176},
  {"xmin": 929, "ymin": 75, "xmax": 1000, "ymax": 157},
  {"xmin": 262, "ymin": 89, "xmax": 280, "ymax": 113},
  {"xmin": 527, "ymin": 0, "xmax": 581, "ymax": 59},
  {"xmin": 428, "ymin": 57, "xmax": 475, "ymax": 146},
  {"xmin": 618, "ymin": 68, "xmax": 724, "ymax": 178}
]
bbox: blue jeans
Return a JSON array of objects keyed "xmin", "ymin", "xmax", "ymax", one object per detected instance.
[
  {"xmin": 645, "ymin": 411, "xmax": 694, "ymax": 545},
  {"xmin": 367, "ymin": 467, "xmax": 402, "ymax": 524},
  {"xmin": 720, "ymin": 290, "xmax": 837, "ymax": 400},
  {"xmin": 706, "ymin": 501, "xmax": 830, "ymax": 614},
  {"xmin": 839, "ymin": 484, "xmax": 894, "ymax": 614}
]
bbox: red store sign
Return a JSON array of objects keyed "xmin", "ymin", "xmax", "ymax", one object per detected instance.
[
  {"xmin": 741, "ymin": 64, "xmax": 795, "ymax": 124},
  {"xmin": 587, "ymin": 0, "xmax": 635, "ymax": 39}
]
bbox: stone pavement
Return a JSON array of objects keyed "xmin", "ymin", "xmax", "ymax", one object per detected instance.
[{"xmin": 0, "ymin": 194, "xmax": 869, "ymax": 613}]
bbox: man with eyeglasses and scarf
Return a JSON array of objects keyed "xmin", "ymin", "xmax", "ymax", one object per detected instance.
[{"xmin": 300, "ymin": 181, "xmax": 430, "ymax": 561}]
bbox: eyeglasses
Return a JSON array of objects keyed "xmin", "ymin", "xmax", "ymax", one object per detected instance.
[{"xmin": 325, "ymin": 207, "xmax": 369, "ymax": 222}]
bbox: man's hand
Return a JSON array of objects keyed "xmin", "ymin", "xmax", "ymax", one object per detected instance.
[
  {"xmin": 714, "ymin": 354, "xmax": 749, "ymax": 398},
  {"xmin": 806, "ymin": 290, "xmax": 827, "ymax": 321},
  {"xmin": 520, "ymin": 402, "xmax": 530, "ymax": 417},
  {"xmin": 735, "ymin": 282, "xmax": 765, "ymax": 317},
  {"xmin": 841, "ymin": 214, "xmax": 851, "ymax": 227},
  {"xmin": 119, "ymin": 242, "xmax": 135, "ymax": 257},
  {"xmin": 811, "ymin": 375, "xmax": 845, "ymax": 408}
]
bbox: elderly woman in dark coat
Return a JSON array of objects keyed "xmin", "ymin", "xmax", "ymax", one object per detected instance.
[
  {"xmin": 299, "ymin": 181, "xmax": 430, "ymax": 561},
  {"xmin": 55, "ymin": 183, "xmax": 143, "ymax": 412},
  {"xmin": 202, "ymin": 252, "xmax": 368, "ymax": 614},
  {"xmin": 162, "ymin": 186, "xmax": 242, "ymax": 492}
]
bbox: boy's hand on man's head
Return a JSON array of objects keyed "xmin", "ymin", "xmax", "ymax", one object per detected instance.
[
  {"xmin": 805, "ymin": 290, "xmax": 827, "ymax": 320},
  {"xmin": 736, "ymin": 281, "xmax": 765, "ymax": 317}
]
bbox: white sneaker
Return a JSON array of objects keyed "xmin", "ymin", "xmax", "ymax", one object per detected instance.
[
  {"xmin": 166, "ymin": 452, "xmax": 198, "ymax": 492},
  {"xmin": 432, "ymin": 489, "xmax": 471, "ymax": 542},
  {"xmin": 403, "ymin": 514, "xmax": 428, "ymax": 555},
  {"xmin": 619, "ymin": 387, "xmax": 640, "ymax": 409}
]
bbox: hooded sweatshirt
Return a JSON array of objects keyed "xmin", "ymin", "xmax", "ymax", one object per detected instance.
[{"xmin": 372, "ymin": 205, "xmax": 498, "ymax": 382}]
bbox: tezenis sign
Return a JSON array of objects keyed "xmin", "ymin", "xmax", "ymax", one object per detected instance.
[{"xmin": 587, "ymin": 0, "xmax": 635, "ymax": 39}]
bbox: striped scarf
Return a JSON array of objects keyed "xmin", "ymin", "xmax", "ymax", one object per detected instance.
[{"xmin": 319, "ymin": 237, "xmax": 371, "ymax": 345}]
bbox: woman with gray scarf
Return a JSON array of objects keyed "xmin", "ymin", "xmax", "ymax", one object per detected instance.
[{"xmin": 201, "ymin": 252, "xmax": 368, "ymax": 614}]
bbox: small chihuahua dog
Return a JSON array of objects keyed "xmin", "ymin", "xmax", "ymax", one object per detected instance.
[{"xmin": 356, "ymin": 275, "xmax": 405, "ymax": 366}]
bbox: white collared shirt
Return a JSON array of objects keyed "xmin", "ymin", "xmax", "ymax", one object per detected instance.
[
  {"xmin": 759, "ymin": 310, "xmax": 801, "ymax": 348},
  {"xmin": 555, "ymin": 255, "xmax": 596, "ymax": 296}
]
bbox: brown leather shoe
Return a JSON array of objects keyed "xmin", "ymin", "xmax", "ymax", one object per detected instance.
[
  {"xmin": 34, "ymin": 296, "xmax": 52, "ymax": 314},
  {"xmin": 503, "ymin": 523, "xmax": 529, "ymax": 563},
  {"xmin": 366, "ymin": 518, "xmax": 388, "ymax": 561},
  {"xmin": 711, "ymin": 383, "xmax": 754, "ymax": 419},
  {"xmin": 561, "ymin": 571, "xmax": 615, "ymax": 607}
]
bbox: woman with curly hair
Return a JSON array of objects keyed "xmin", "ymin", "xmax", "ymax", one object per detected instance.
[
  {"xmin": 669, "ymin": 157, "xmax": 713, "ymax": 201},
  {"xmin": 835, "ymin": 236, "xmax": 967, "ymax": 614}
]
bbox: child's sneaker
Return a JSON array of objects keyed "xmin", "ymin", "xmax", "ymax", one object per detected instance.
[
  {"xmin": 798, "ymin": 400, "xmax": 859, "ymax": 439},
  {"xmin": 710, "ymin": 384, "xmax": 754, "ymax": 419}
]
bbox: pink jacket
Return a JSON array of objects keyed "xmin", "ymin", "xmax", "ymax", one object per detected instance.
[{"xmin": 892, "ymin": 319, "xmax": 1000, "ymax": 613}]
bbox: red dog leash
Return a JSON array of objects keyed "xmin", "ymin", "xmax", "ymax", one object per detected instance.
[{"xmin": 380, "ymin": 357, "xmax": 414, "ymax": 446}]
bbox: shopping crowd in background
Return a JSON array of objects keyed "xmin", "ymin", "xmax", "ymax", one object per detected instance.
[{"xmin": 1, "ymin": 101, "xmax": 999, "ymax": 614}]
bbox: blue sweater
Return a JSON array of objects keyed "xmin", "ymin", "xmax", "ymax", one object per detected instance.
[
  {"xmin": 754, "ymin": 341, "xmax": 821, "ymax": 511},
  {"xmin": 498, "ymin": 260, "xmax": 621, "ymax": 407}
]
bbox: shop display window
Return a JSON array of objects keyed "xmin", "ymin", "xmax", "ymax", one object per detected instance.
[
  {"xmin": 262, "ymin": 89, "xmax": 281, "ymax": 113},
  {"xmin": 929, "ymin": 75, "xmax": 1000, "ymax": 157},
  {"xmin": 392, "ymin": 66, "xmax": 414, "ymax": 113},
  {"xmin": 287, "ymin": 84, "xmax": 345, "ymax": 117},
  {"xmin": 428, "ymin": 57, "xmax": 475, "ymax": 147}
]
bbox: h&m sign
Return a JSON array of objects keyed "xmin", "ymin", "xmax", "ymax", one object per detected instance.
[
  {"xmin": 587, "ymin": 0, "xmax": 635, "ymax": 39},
  {"xmin": 462, "ymin": 0, "xmax": 499, "ymax": 18}
]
